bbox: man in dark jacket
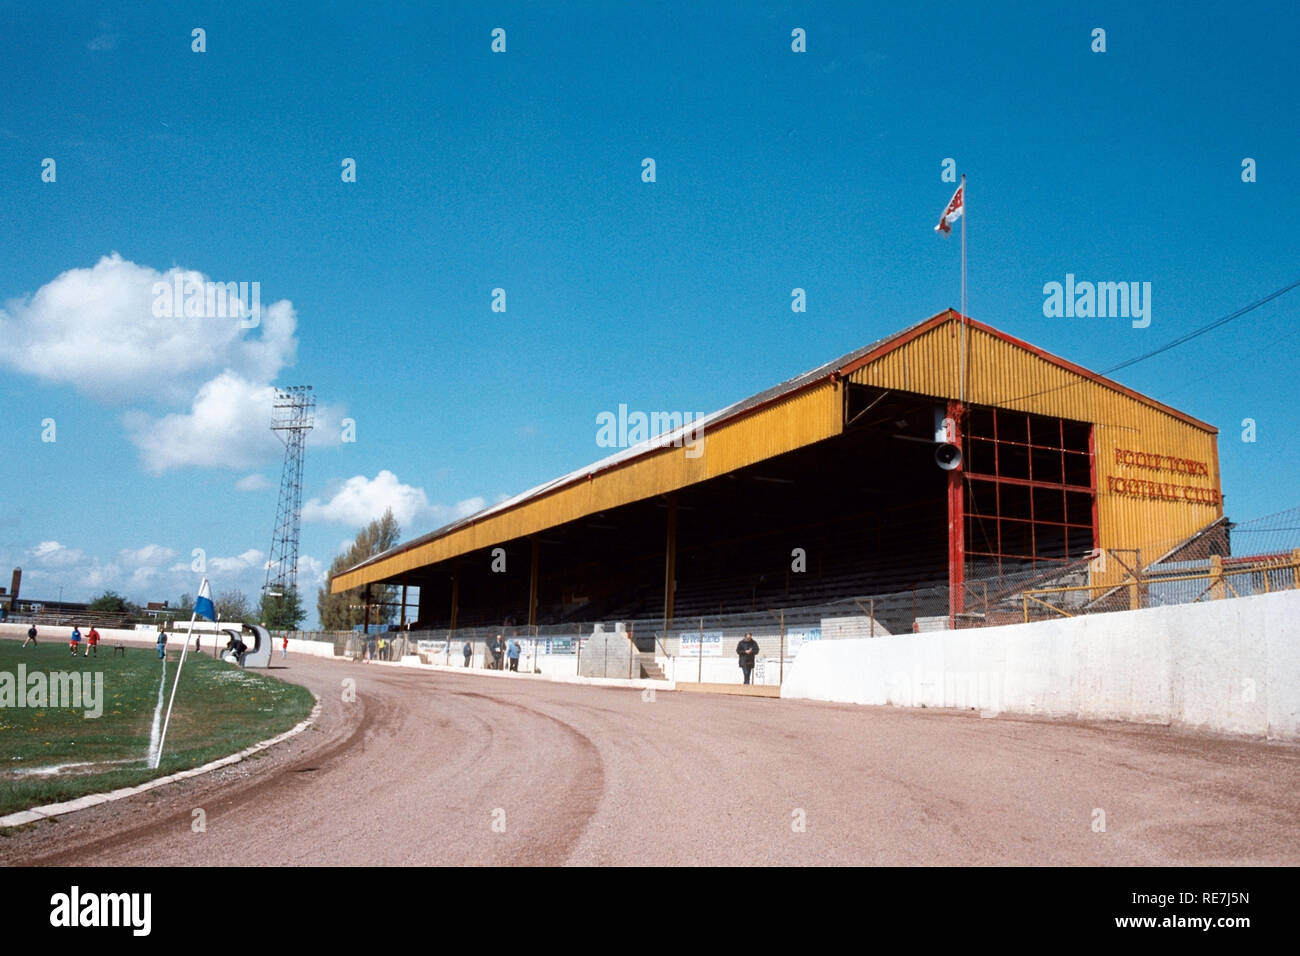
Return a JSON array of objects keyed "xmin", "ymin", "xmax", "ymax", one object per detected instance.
[
  {"xmin": 489, "ymin": 635, "xmax": 504, "ymax": 670},
  {"xmin": 736, "ymin": 632, "xmax": 759, "ymax": 685}
]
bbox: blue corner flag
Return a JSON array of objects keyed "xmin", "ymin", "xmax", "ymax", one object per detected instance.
[{"xmin": 194, "ymin": 578, "xmax": 216, "ymax": 621}]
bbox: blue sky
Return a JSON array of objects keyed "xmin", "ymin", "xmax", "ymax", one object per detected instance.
[{"xmin": 1, "ymin": 1, "xmax": 1296, "ymax": 626}]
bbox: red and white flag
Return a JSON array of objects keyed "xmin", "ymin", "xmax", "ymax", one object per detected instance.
[{"xmin": 934, "ymin": 182, "xmax": 964, "ymax": 235}]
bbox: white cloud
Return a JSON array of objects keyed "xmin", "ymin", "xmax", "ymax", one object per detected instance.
[
  {"xmin": 124, "ymin": 372, "xmax": 345, "ymax": 474},
  {"xmin": 301, "ymin": 470, "xmax": 485, "ymax": 531},
  {"xmin": 29, "ymin": 541, "xmax": 84, "ymax": 567},
  {"xmin": 0, "ymin": 254, "xmax": 346, "ymax": 474},
  {"xmin": 82, "ymin": 563, "xmax": 121, "ymax": 592},
  {"xmin": 0, "ymin": 253, "xmax": 298, "ymax": 406},
  {"xmin": 115, "ymin": 544, "xmax": 178, "ymax": 591},
  {"xmin": 123, "ymin": 372, "xmax": 281, "ymax": 473},
  {"xmin": 209, "ymin": 549, "xmax": 266, "ymax": 574},
  {"xmin": 87, "ymin": 34, "xmax": 117, "ymax": 51},
  {"xmin": 302, "ymin": 471, "xmax": 429, "ymax": 528},
  {"xmin": 433, "ymin": 497, "xmax": 487, "ymax": 524},
  {"xmin": 298, "ymin": 555, "xmax": 327, "ymax": 587},
  {"xmin": 129, "ymin": 566, "xmax": 160, "ymax": 588},
  {"xmin": 235, "ymin": 473, "xmax": 272, "ymax": 491},
  {"xmin": 117, "ymin": 544, "xmax": 177, "ymax": 566},
  {"xmin": 13, "ymin": 540, "xmax": 330, "ymax": 623}
]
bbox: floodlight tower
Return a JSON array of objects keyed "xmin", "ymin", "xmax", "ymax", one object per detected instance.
[{"xmin": 263, "ymin": 385, "xmax": 316, "ymax": 610}]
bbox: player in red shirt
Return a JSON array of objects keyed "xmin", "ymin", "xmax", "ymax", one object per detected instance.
[{"xmin": 86, "ymin": 626, "xmax": 101, "ymax": 657}]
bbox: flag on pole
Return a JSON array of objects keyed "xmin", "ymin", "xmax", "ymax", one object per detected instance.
[
  {"xmin": 194, "ymin": 578, "xmax": 215, "ymax": 621},
  {"xmin": 934, "ymin": 182, "xmax": 964, "ymax": 235},
  {"xmin": 154, "ymin": 578, "xmax": 212, "ymax": 769}
]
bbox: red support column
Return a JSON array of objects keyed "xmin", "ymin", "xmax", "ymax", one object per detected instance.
[
  {"xmin": 1088, "ymin": 426, "xmax": 1100, "ymax": 556},
  {"xmin": 947, "ymin": 401, "xmax": 966, "ymax": 625}
]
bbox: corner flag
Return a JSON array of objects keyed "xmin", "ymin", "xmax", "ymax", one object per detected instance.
[{"xmin": 194, "ymin": 578, "xmax": 215, "ymax": 621}]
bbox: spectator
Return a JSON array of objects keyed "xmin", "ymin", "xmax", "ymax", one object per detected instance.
[
  {"xmin": 69, "ymin": 625, "xmax": 83, "ymax": 657},
  {"xmin": 736, "ymin": 632, "xmax": 759, "ymax": 685},
  {"xmin": 86, "ymin": 625, "xmax": 101, "ymax": 658},
  {"xmin": 489, "ymin": 634, "xmax": 504, "ymax": 670},
  {"xmin": 156, "ymin": 625, "xmax": 168, "ymax": 660},
  {"xmin": 22, "ymin": 624, "xmax": 38, "ymax": 647},
  {"xmin": 282, "ymin": 635, "xmax": 289, "ymax": 660},
  {"xmin": 463, "ymin": 640, "xmax": 473, "ymax": 667},
  {"xmin": 507, "ymin": 638, "xmax": 521, "ymax": 672}
]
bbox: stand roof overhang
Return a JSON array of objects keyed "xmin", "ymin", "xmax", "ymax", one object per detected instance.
[{"xmin": 330, "ymin": 309, "xmax": 1216, "ymax": 593}]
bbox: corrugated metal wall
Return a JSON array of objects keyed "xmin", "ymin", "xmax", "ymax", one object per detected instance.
[{"xmin": 847, "ymin": 319, "xmax": 1222, "ymax": 585}]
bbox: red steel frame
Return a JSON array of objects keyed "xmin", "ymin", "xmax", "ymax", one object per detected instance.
[
  {"xmin": 950, "ymin": 405, "xmax": 1097, "ymax": 622},
  {"xmin": 947, "ymin": 400, "xmax": 966, "ymax": 622}
]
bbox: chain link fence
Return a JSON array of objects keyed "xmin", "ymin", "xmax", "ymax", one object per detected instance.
[{"xmin": 400, "ymin": 584, "xmax": 981, "ymax": 685}]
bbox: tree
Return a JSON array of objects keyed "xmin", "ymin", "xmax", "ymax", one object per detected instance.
[
  {"xmin": 87, "ymin": 590, "xmax": 132, "ymax": 613},
  {"xmin": 318, "ymin": 508, "xmax": 402, "ymax": 630},
  {"xmin": 259, "ymin": 587, "xmax": 306, "ymax": 630},
  {"xmin": 214, "ymin": 589, "xmax": 252, "ymax": 624}
]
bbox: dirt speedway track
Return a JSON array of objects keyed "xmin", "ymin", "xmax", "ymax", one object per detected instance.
[{"xmin": 4, "ymin": 654, "xmax": 1299, "ymax": 866}]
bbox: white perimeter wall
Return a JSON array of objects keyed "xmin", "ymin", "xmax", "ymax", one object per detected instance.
[{"xmin": 782, "ymin": 589, "xmax": 1300, "ymax": 741}]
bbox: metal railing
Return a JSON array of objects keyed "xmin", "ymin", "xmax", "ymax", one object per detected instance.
[
  {"xmin": 391, "ymin": 544, "xmax": 1300, "ymax": 686},
  {"xmin": 1021, "ymin": 552, "xmax": 1300, "ymax": 622}
]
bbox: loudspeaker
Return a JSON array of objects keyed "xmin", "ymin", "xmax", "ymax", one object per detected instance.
[{"xmin": 935, "ymin": 443, "xmax": 963, "ymax": 471}]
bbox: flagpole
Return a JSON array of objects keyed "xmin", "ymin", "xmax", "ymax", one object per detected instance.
[
  {"xmin": 960, "ymin": 173, "xmax": 967, "ymax": 404},
  {"xmin": 156, "ymin": 580, "xmax": 214, "ymax": 769},
  {"xmin": 153, "ymin": 611, "xmax": 194, "ymax": 768}
]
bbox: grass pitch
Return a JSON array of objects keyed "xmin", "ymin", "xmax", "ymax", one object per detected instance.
[{"xmin": 0, "ymin": 639, "xmax": 314, "ymax": 816}]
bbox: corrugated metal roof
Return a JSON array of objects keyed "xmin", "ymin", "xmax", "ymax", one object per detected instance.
[{"xmin": 339, "ymin": 309, "xmax": 1216, "ymax": 580}]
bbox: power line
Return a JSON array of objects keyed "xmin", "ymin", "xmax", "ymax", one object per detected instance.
[
  {"xmin": 1002, "ymin": 276, "xmax": 1300, "ymax": 405},
  {"xmin": 1098, "ymin": 276, "xmax": 1300, "ymax": 377}
]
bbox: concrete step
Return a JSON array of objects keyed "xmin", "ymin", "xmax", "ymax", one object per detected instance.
[{"xmin": 676, "ymin": 682, "xmax": 780, "ymax": 698}]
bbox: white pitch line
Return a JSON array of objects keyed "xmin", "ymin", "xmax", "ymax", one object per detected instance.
[
  {"xmin": 12, "ymin": 758, "xmax": 143, "ymax": 777},
  {"xmin": 145, "ymin": 658, "xmax": 167, "ymax": 769}
]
